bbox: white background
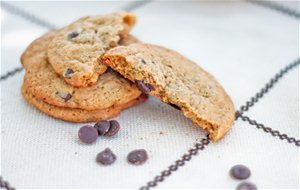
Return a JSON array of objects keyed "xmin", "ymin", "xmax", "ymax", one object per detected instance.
[{"xmin": 1, "ymin": 1, "xmax": 299, "ymax": 189}]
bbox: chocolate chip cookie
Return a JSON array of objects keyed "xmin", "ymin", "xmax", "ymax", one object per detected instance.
[
  {"xmin": 22, "ymin": 83, "xmax": 147, "ymax": 122},
  {"xmin": 101, "ymin": 43, "xmax": 235, "ymax": 141},
  {"xmin": 22, "ymin": 31, "xmax": 142, "ymax": 111},
  {"xmin": 47, "ymin": 12, "xmax": 136, "ymax": 87}
]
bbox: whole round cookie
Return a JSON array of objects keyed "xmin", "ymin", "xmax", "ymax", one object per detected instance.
[
  {"xmin": 48, "ymin": 12, "xmax": 136, "ymax": 87},
  {"xmin": 101, "ymin": 43, "xmax": 235, "ymax": 141},
  {"xmin": 22, "ymin": 84, "xmax": 147, "ymax": 123},
  {"xmin": 21, "ymin": 31, "xmax": 142, "ymax": 111}
]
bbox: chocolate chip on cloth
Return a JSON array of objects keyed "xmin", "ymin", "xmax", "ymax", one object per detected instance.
[
  {"xmin": 96, "ymin": 148, "xmax": 117, "ymax": 165},
  {"xmin": 101, "ymin": 43, "xmax": 235, "ymax": 141},
  {"xmin": 94, "ymin": 120, "xmax": 111, "ymax": 136},
  {"xmin": 230, "ymin": 165, "xmax": 251, "ymax": 180},
  {"xmin": 21, "ymin": 31, "xmax": 143, "ymax": 111},
  {"xmin": 236, "ymin": 182, "xmax": 257, "ymax": 190},
  {"xmin": 105, "ymin": 120, "xmax": 120, "ymax": 137},
  {"xmin": 78, "ymin": 125, "xmax": 98, "ymax": 144},
  {"xmin": 127, "ymin": 149, "xmax": 148, "ymax": 165}
]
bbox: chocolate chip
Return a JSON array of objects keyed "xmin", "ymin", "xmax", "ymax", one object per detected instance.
[
  {"xmin": 96, "ymin": 148, "xmax": 116, "ymax": 165},
  {"xmin": 169, "ymin": 103, "xmax": 181, "ymax": 110},
  {"xmin": 135, "ymin": 80, "xmax": 155, "ymax": 94},
  {"xmin": 64, "ymin": 93, "xmax": 72, "ymax": 102},
  {"xmin": 94, "ymin": 120, "xmax": 110, "ymax": 136},
  {"xmin": 55, "ymin": 92, "xmax": 72, "ymax": 102},
  {"xmin": 230, "ymin": 165, "xmax": 251, "ymax": 180},
  {"xmin": 105, "ymin": 120, "xmax": 120, "ymax": 137},
  {"xmin": 148, "ymin": 83, "xmax": 155, "ymax": 91},
  {"xmin": 68, "ymin": 31, "xmax": 79, "ymax": 39},
  {"xmin": 140, "ymin": 59, "xmax": 146, "ymax": 64},
  {"xmin": 78, "ymin": 125, "xmax": 98, "ymax": 144},
  {"xmin": 236, "ymin": 182, "xmax": 257, "ymax": 190},
  {"xmin": 127, "ymin": 149, "xmax": 148, "ymax": 165},
  {"xmin": 64, "ymin": 68, "xmax": 74, "ymax": 78}
]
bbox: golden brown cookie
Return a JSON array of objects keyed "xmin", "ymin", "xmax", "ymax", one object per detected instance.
[
  {"xmin": 22, "ymin": 84, "xmax": 147, "ymax": 123},
  {"xmin": 47, "ymin": 12, "xmax": 136, "ymax": 87},
  {"xmin": 21, "ymin": 31, "xmax": 142, "ymax": 111},
  {"xmin": 101, "ymin": 43, "xmax": 235, "ymax": 141}
]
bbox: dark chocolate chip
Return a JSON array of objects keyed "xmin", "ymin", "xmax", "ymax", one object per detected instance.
[
  {"xmin": 107, "ymin": 68, "xmax": 122, "ymax": 77},
  {"xmin": 127, "ymin": 149, "xmax": 148, "ymax": 165},
  {"xmin": 236, "ymin": 182, "xmax": 257, "ymax": 190},
  {"xmin": 64, "ymin": 93, "xmax": 72, "ymax": 102},
  {"xmin": 135, "ymin": 80, "xmax": 155, "ymax": 94},
  {"xmin": 78, "ymin": 125, "xmax": 98, "ymax": 144},
  {"xmin": 105, "ymin": 120, "xmax": 120, "ymax": 137},
  {"xmin": 55, "ymin": 92, "xmax": 72, "ymax": 102},
  {"xmin": 64, "ymin": 68, "xmax": 74, "ymax": 78},
  {"xmin": 230, "ymin": 165, "xmax": 251, "ymax": 180},
  {"xmin": 148, "ymin": 84, "xmax": 155, "ymax": 91},
  {"xmin": 140, "ymin": 59, "xmax": 146, "ymax": 64},
  {"xmin": 68, "ymin": 31, "xmax": 79, "ymax": 39},
  {"xmin": 169, "ymin": 103, "xmax": 181, "ymax": 110},
  {"xmin": 96, "ymin": 148, "xmax": 116, "ymax": 165},
  {"xmin": 94, "ymin": 120, "xmax": 110, "ymax": 136}
]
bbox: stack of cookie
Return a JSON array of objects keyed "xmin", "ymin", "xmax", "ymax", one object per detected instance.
[
  {"xmin": 21, "ymin": 12, "xmax": 235, "ymax": 141},
  {"xmin": 21, "ymin": 12, "xmax": 147, "ymax": 123}
]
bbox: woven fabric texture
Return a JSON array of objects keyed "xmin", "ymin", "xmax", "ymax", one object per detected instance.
[{"xmin": 1, "ymin": 1, "xmax": 299, "ymax": 189}]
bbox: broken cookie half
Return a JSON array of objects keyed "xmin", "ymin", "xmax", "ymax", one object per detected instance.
[
  {"xmin": 100, "ymin": 43, "xmax": 235, "ymax": 141},
  {"xmin": 48, "ymin": 12, "xmax": 136, "ymax": 87}
]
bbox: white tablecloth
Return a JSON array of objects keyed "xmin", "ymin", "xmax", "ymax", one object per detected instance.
[{"xmin": 1, "ymin": 1, "xmax": 299, "ymax": 189}]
